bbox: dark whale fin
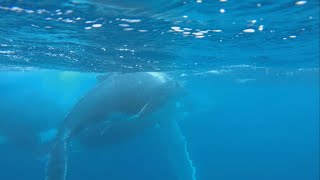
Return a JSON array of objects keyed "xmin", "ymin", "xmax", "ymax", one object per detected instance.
[{"xmin": 45, "ymin": 138, "xmax": 68, "ymax": 180}]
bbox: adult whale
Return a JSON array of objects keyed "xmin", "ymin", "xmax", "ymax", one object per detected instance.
[{"xmin": 45, "ymin": 72, "xmax": 196, "ymax": 180}]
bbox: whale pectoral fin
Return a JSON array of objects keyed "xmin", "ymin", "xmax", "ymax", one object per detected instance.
[
  {"xmin": 160, "ymin": 120, "xmax": 196, "ymax": 180},
  {"xmin": 127, "ymin": 103, "xmax": 149, "ymax": 121},
  {"xmin": 99, "ymin": 121, "xmax": 112, "ymax": 136},
  {"xmin": 127, "ymin": 96, "xmax": 166, "ymax": 122},
  {"xmin": 126, "ymin": 114, "xmax": 140, "ymax": 121},
  {"xmin": 46, "ymin": 138, "xmax": 68, "ymax": 180}
]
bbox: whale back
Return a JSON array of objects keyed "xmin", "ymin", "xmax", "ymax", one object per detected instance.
[{"xmin": 46, "ymin": 72, "xmax": 181, "ymax": 180}]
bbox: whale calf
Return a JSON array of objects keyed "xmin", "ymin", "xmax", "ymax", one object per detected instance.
[{"xmin": 46, "ymin": 72, "xmax": 196, "ymax": 180}]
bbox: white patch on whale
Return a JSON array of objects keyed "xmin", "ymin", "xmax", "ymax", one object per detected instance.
[{"xmin": 146, "ymin": 72, "xmax": 168, "ymax": 83}]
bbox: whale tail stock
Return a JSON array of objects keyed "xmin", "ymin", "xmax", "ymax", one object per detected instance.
[{"xmin": 45, "ymin": 137, "xmax": 68, "ymax": 180}]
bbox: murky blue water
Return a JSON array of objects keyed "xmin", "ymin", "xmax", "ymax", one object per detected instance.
[{"xmin": 0, "ymin": 0, "xmax": 319, "ymax": 180}]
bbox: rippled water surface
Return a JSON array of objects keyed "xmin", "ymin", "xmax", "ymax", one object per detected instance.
[{"xmin": 0, "ymin": 0, "xmax": 319, "ymax": 72}]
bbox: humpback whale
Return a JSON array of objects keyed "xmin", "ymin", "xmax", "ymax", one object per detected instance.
[{"xmin": 46, "ymin": 72, "xmax": 196, "ymax": 180}]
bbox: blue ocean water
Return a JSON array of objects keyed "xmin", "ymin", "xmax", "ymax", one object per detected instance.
[{"xmin": 0, "ymin": 0, "xmax": 319, "ymax": 180}]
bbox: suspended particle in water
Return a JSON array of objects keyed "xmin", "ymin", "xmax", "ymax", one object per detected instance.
[
  {"xmin": 243, "ymin": 29, "xmax": 255, "ymax": 33},
  {"xmin": 295, "ymin": 1, "xmax": 307, "ymax": 5}
]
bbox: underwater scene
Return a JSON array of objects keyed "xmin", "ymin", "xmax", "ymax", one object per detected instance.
[{"xmin": 0, "ymin": 0, "xmax": 319, "ymax": 180}]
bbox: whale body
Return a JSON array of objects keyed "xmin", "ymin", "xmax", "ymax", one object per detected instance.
[{"xmin": 45, "ymin": 72, "xmax": 196, "ymax": 180}]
